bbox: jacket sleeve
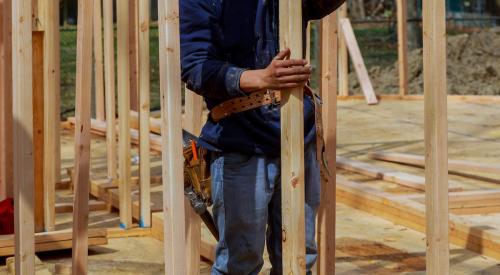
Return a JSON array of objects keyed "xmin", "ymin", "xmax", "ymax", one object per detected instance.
[
  {"xmin": 180, "ymin": 0, "xmax": 247, "ymax": 99},
  {"xmin": 303, "ymin": 0, "xmax": 346, "ymax": 21}
]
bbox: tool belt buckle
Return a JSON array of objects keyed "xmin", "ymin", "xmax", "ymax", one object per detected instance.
[{"xmin": 268, "ymin": 90, "xmax": 279, "ymax": 106}]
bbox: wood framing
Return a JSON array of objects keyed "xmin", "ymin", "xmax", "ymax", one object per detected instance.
[
  {"xmin": 138, "ymin": 0, "xmax": 151, "ymax": 228},
  {"xmin": 158, "ymin": 0, "xmax": 187, "ymax": 273},
  {"xmin": 93, "ymin": 0, "xmax": 105, "ymax": 121},
  {"xmin": 12, "ymin": 0, "xmax": 35, "ymax": 272},
  {"xmin": 103, "ymin": 0, "xmax": 117, "ymax": 181},
  {"xmin": 337, "ymin": 3, "xmax": 348, "ymax": 97},
  {"xmin": 279, "ymin": 0, "xmax": 306, "ymax": 273},
  {"xmin": 117, "ymin": 0, "xmax": 133, "ymax": 229},
  {"xmin": 396, "ymin": 0, "xmax": 409, "ymax": 96},
  {"xmin": 317, "ymin": 12, "xmax": 338, "ymax": 275},
  {"xmin": 72, "ymin": 0, "xmax": 94, "ymax": 273},
  {"xmin": 423, "ymin": 0, "xmax": 449, "ymax": 272},
  {"xmin": 129, "ymin": 0, "xmax": 139, "ymax": 111},
  {"xmin": 339, "ymin": 18, "xmax": 378, "ymax": 105},
  {"xmin": 338, "ymin": 94, "xmax": 500, "ymax": 104}
]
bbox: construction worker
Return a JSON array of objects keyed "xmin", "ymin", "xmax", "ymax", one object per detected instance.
[{"xmin": 180, "ymin": 1, "xmax": 344, "ymax": 274}]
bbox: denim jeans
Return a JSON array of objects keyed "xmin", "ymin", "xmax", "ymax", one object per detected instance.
[{"xmin": 210, "ymin": 143, "xmax": 321, "ymax": 275}]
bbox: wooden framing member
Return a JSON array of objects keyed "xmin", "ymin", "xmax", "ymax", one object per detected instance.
[
  {"xmin": 71, "ymin": 0, "xmax": 94, "ymax": 273},
  {"xmin": 337, "ymin": 3, "xmax": 348, "ymax": 97},
  {"xmin": 158, "ymin": 0, "xmax": 187, "ymax": 273},
  {"xmin": 317, "ymin": 11, "xmax": 338, "ymax": 275},
  {"xmin": 339, "ymin": 18, "xmax": 378, "ymax": 105},
  {"xmin": 423, "ymin": 0, "xmax": 449, "ymax": 271},
  {"xmin": 338, "ymin": 94, "xmax": 500, "ymax": 104},
  {"xmin": 396, "ymin": 0, "xmax": 409, "ymax": 96},
  {"xmin": 129, "ymin": 0, "xmax": 139, "ymax": 111},
  {"xmin": 93, "ymin": 0, "xmax": 105, "ymax": 121},
  {"xmin": 184, "ymin": 88, "xmax": 203, "ymax": 275},
  {"xmin": 138, "ymin": 0, "xmax": 151, "ymax": 228},
  {"xmin": 279, "ymin": 0, "xmax": 306, "ymax": 273},
  {"xmin": 117, "ymin": 0, "xmax": 133, "ymax": 229},
  {"xmin": 12, "ymin": 0, "xmax": 35, "ymax": 272},
  {"xmin": 103, "ymin": 0, "xmax": 117, "ymax": 181}
]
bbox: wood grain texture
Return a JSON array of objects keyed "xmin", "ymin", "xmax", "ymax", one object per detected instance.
[
  {"xmin": 422, "ymin": 0, "xmax": 449, "ymax": 272},
  {"xmin": 129, "ymin": 0, "xmax": 139, "ymax": 111},
  {"xmin": 12, "ymin": 0, "xmax": 35, "ymax": 272},
  {"xmin": 103, "ymin": 0, "xmax": 117, "ymax": 181},
  {"xmin": 397, "ymin": 0, "xmax": 409, "ymax": 96},
  {"xmin": 72, "ymin": 0, "xmax": 93, "ymax": 273},
  {"xmin": 117, "ymin": 0, "xmax": 133, "ymax": 229},
  {"xmin": 138, "ymin": 0, "xmax": 151, "ymax": 228},
  {"xmin": 317, "ymin": 12, "xmax": 338, "ymax": 275},
  {"xmin": 158, "ymin": 0, "xmax": 187, "ymax": 272},
  {"xmin": 93, "ymin": 0, "xmax": 105, "ymax": 121},
  {"xmin": 279, "ymin": 0, "xmax": 306, "ymax": 273},
  {"xmin": 339, "ymin": 18, "xmax": 378, "ymax": 105},
  {"xmin": 337, "ymin": 3, "xmax": 349, "ymax": 97}
]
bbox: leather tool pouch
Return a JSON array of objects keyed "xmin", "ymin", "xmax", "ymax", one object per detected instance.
[{"xmin": 183, "ymin": 142, "xmax": 212, "ymax": 214}]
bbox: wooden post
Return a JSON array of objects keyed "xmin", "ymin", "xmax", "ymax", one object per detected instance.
[
  {"xmin": 117, "ymin": 0, "xmax": 133, "ymax": 229},
  {"xmin": 279, "ymin": 0, "xmax": 306, "ymax": 273},
  {"xmin": 129, "ymin": 0, "xmax": 139, "ymax": 111},
  {"xmin": 317, "ymin": 12, "xmax": 338, "ymax": 275},
  {"xmin": 338, "ymin": 3, "xmax": 348, "ymax": 97},
  {"xmin": 12, "ymin": 0, "xmax": 35, "ymax": 273},
  {"xmin": 184, "ymin": 88, "xmax": 203, "ymax": 275},
  {"xmin": 72, "ymin": 0, "xmax": 93, "ymax": 274},
  {"xmin": 138, "ymin": 0, "xmax": 151, "ymax": 228},
  {"xmin": 423, "ymin": 0, "xmax": 449, "ymax": 273},
  {"xmin": 158, "ymin": 0, "xmax": 187, "ymax": 272},
  {"xmin": 103, "ymin": 0, "xmax": 117, "ymax": 181},
  {"xmin": 397, "ymin": 0, "xmax": 409, "ymax": 96},
  {"xmin": 94, "ymin": 0, "xmax": 105, "ymax": 121}
]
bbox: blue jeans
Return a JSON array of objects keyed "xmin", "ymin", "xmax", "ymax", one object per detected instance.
[{"xmin": 210, "ymin": 143, "xmax": 321, "ymax": 275}]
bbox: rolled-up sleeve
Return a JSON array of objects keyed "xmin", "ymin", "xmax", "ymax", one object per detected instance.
[
  {"xmin": 180, "ymin": 0, "xmax": 246, "ymax": 99},
  {"xmin": 303, "ymin": 0, "xmax": 346, "ymax": 21}
]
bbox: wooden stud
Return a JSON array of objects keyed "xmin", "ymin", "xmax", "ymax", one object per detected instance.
[
  {"xmin": 317, "ymin": 12, "xmax": 338, "ymax": 275},
  {"xmin": 93, "ymin": 0, "xmax": 105, "ymax": 121},
  {"xmin": 138, "ymin": 0, "xmax": 151, "ymax": 228},
  {"xmin": 339, "ymin": 18, "xmax": 378, "ymax": 105},
  {"xmin": 72, "ymin": 0, "xmax": 93, "ymax": 273},
  {"xmin": 0, "ymin": 0, "xmax": 4, "ymax": 200},
  {"xmin": 337, "ymin": 3, "xmax": 349, "ymax": 97},
  {"xmin": 184, "ymin": 88, "xmax": 203, "ymax": 275},
  {"xmin": 397, "ymin": 0, "xmax": 409, "ymax": 96},
  {"xmin": 117, "ymin": 0, "xmax": 133, "ymax": 229},
  {"xmin": 158, "ymin": 0, "xmax": 187, "ymax": 272},
  {"xmin": 12, "ymin": 0, "xmax": 35, "ymax": 272},
  {"xmin": 279, "ymin": 0, "xmax": 306, "ymax": 273},
  {"xmin": 423, "ymin": 0, "xmax": 449, "ymax": 272},
  {"xmin": 129, "ymin": 0, "xmax": 139, "ymax": 111},
  {"xmin": 103, "ymin": 0, "xmax": 117, "ymax": 181}
]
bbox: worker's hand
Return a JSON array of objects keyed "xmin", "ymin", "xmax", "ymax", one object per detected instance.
[{"xmin": 239, "ymin": 48, "xmax": 311, "ymax": 93}]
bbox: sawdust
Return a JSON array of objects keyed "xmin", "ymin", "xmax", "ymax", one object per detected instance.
[{"xmin": 350, "ymin": 27, "xmax": 500, "ymax": 95}]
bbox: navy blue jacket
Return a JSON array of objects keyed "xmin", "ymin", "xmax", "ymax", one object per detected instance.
[{"xmin": 180, "ymin": 0, "xmax": 343, "ymax": 156}]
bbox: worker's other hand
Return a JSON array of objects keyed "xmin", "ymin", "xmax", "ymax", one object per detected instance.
[{"xmin": 239, "ymin": 48, "xmax": 311, "ymax": 93}]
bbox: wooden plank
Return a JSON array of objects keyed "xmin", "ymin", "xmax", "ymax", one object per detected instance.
[
  {"xmin": 0, "ymin": 0, "xmax": 3, "ymax": 200},
  {"xmin": 117, "ymin": 0, "xmax": 133, "ymax": 229},
  {"xmin": 337, "ymin": 3, "xmax": 349, "ymax": 97},
  {"xmin": 12, "ymin": 0, "xmax": 35, "ymax": 272},
  {"xmin": 33, "ymin": 31, "xmax": 45, "ymax": 233},
  {"xmin": 317, "ymin": 12, "xmax": 337, "ymax": 275},
  {"xmin": 129, "ymin": 0, "xmax": 139, "ymax": 111},
  {"xmin": 42, "ymin": 0, "xmax": 61, "ymax": 232},
  {"xmin": 72, "ymin": 0, "xmax": 94, "ymax": 273},
  {"xmin": 103, "ymin": 0, "xmax": 117, "ymax": 181},
  {"xmin": 138, "ymin": 0, "xmax": 151, "ymax": 228},
  {"xmin": 369, "ymin": 151, "xmax": 500, "ymax": 175},
  {"xmin": 338, "ymin": 94, "xmax": 500, "ymax": 104},
  {"xmin": 423, "ymin": 0, "xmax": 449, "ymax": 271},
  {"xmin": 279, "ymin": 0, "xmax": 306, "ymax": 273},
  {"xmin": 158, "ymin": 0, "xmax": 187, "ymax": 272},
  {"xmin": 55, "ymin": 200, "xmax": 107, "ymax": 214},
  {"xmin": 93, "ymin": 0, "xmax": 105, "ymax": 121},
  {"xmin": 184, "ymin": 88, "xmax": 203, "ymax": 275},
  {"xmin": 396, "ymin": 0, "xmax": 409, "ymax": 96},
  {"xmin": 339, "ymin": 18, "xmax": 378, "ymax": 105}
]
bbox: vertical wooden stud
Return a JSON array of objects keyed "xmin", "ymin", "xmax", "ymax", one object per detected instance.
[
  {"xmin": 129, "ymin": 0, "xmax": 139, "ymax": 111},
  {"xmin": 117, "ymin": 0, "xmax": 133, "ymax": 229},
  {"xmin": 94, "ymin": 0, "xmax": 105, "ymax": 121},
  {"xmin": 397, "ymin": 0, "xmax": 409, "ymax": 96},
  {"xmin": 158, "ymin": 0, "xmax": 187, "ymax": 272},
  {"xmin": 317, "ymin": 11, "xmax": 338, "ymax": 275},
  {"xmin": 103, "ymin": 0, "xmax": 117, "ymax": 181},
  {"xmin": 423, "ymin": 0, "xmax": 449, "ymax": 273},
  {"xmin": 138, "ymin": 0, "xmax": 151, "ymax": 228},
  {"xmin": 12, "ymin": 0, "xmax": 35, "ymax": 273},
  {"xmin": 279, "ymin": 0, "xmax": 306, "ymax": 274},
  {"xmin": 338, "ymin": 3, "xmax": 348, "ymax": 97},
  {"xmin": 72, "ymin": 0, "xmax": 93, "ymax": 274}
]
